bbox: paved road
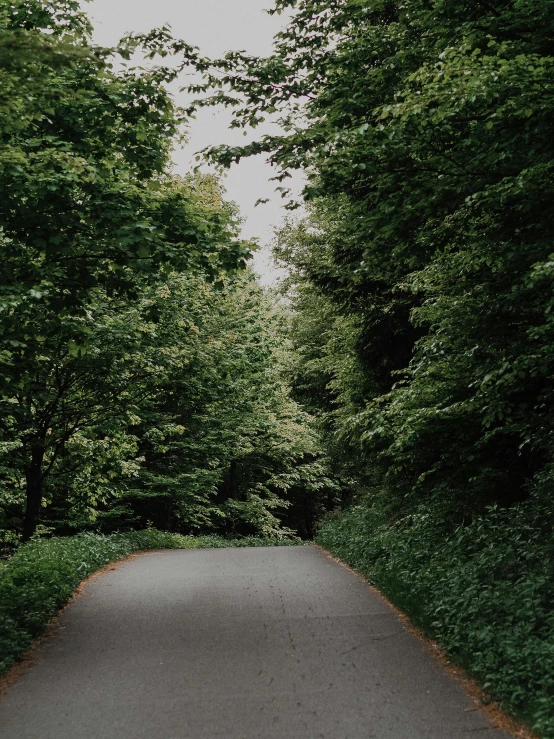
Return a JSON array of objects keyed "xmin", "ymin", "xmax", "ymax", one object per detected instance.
[{"xmin": 0, "ymin": 546, "xmax": 512, "ymax": 739}]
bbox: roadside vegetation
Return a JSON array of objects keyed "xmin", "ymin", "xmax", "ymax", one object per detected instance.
[{"xmin": 317, "ymin": 499, "xmax": 554, "ymax": 737}]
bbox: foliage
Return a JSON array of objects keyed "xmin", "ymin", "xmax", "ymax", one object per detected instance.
[
  {"xmin": 317, "ymin": 493, "xmax": 554, "ymax": 738},
  {"xmin": 0, "ymin": 263, "xmax": 332, "ymax": 541},
  {"xmin": 186, "ymin": 534, "xmax": 304, "ymax": 548},
  {"xmin": 90, "ymin": 271, "xmax": 334, "ymax": 538},
  {"xmin": 0, "ymin": 0, "xmax": 246, "ymax": 312},
  {"xmin": 0, "ymin": 0, "xmax": 250, "ymax": 540},
  {"xmin": 0, "ymin": 528, "xmax": 303, "ymax": 676},
  {"xmin": 184, "ymin": 0, "xmax": 554, "ymax": 518},
  {"xmin": 0, "ymin": 0, "xmax": 334, "ymax": 543}
]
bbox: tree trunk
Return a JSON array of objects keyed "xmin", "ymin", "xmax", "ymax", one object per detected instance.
[
  {"xmin": 228, "ymin": 460, "xmax": 238, "ymax": 499},
  {"xmin": 22, "ymin": 444, "xmax": 46, "ymax": 542}
]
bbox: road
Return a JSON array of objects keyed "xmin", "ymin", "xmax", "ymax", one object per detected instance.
[{"xmin": 0, "ymin": 546, "xmax": 513, "ymax": 739}]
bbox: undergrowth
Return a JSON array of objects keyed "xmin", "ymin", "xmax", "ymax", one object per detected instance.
[
  {"xmin": 316, "ymin": 494, "xmax": 554, "ymax": 739},
  {"xmin": 0, "ymin": 529, "xmax": 301, "ymax": 676}
]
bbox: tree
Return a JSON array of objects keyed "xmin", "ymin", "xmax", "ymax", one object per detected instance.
[
  {"xmin": 180, "ymin": 0, "xmax": 554, "ymax": 518},
  {"xmin": 0, "ymin": 1, "xmax": 250, "ymax": 539},
  {"xmin": 0, "ymin": 263, "xmax": 335, "ymax": 540},
  {"xmin": 96, "ymin": 270, "xmax": 335, "ymax": 538}
]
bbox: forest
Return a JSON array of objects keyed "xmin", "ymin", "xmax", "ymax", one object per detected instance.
[
  {"xmin": 1, "ymin": 0, "xmax": 554, "ymax": 736},
  {"xmin": 0, "ymin": 0, "xmax": 337, "ymax": 545}
]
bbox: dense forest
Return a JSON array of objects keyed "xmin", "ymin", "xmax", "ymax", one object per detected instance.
[
  {"xmin": 2, "ymin": 0, "xmax": 554, "ymax": 735},
  {"xmin": 0, "ymin": 0, "xmax": 337, "ymax": 545},
  {"xmin": 187, "ymin": 0, "xmax": 554, "ymax": 526}
]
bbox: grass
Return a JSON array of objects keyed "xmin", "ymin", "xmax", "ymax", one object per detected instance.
[
  {"xmin": 0, "ymin": 529, "xmax": 302, "ymax": 676},
  {"xmin": 316, "ymin": 495, "xmax": 554, "ymax": 739}
]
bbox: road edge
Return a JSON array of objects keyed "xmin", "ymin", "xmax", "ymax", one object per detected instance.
[
  {"xmin": 314, "ymin": 543, "xmax": 539, "ymax": 739},
  {"xmin": 0, "ymin": 548, "xmax": 162, "ymax": 697}
]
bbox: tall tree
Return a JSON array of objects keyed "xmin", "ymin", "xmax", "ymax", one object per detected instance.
[
  {"xmin": 179, "ymin": 0, "xmax": 554, "ymax": 516},
  {"xmin": 0, "ymin": 1, "xmax": 249, "ymax": 539}
]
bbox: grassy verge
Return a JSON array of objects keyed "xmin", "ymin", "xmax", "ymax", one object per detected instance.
[
  {"xmin": 316, "ymin": 496, "xmax": 554, "ymax": 739},
  {"xmin": 0, "ymin": 529, "xmax": 301, "ymax": 676}
]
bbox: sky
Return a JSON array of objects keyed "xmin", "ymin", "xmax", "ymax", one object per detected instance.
[{"xmin": 85, "ymin": 0, "xmax": 303, "ymax": 284}]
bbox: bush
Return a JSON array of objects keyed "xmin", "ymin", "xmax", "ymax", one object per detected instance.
[
  {"xmin": 190, "ymin": 534, "xmax": 304, "ymax": 548},
  {"xmin": 317, "ymin": 496, "xmax": 554, "ymax": 738},
  {"xmin": 0, "ymin": 529, "xmax": 302, "ymax": 676}
]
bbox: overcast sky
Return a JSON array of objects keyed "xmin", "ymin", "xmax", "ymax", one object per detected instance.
[{"xmin": 85, "ymin": 0, "xmax": 303, "ymax": 284}]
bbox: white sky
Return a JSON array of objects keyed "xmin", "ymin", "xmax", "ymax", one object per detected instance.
[{"xmin": 85, "ymin": 0, "xmax": 303, "ymax": 284}]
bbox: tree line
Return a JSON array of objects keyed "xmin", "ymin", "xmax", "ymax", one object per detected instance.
[
  {"xmin": 180, "ymin": 0, "xmax": 554, "ymax": 528},
  {"xmin": 0, "ymin": 0, "xmax": 336, "ymax": 543},
  {"xmin": 3, "ymin": 0, "xmax": 554, "ymax": 550}
]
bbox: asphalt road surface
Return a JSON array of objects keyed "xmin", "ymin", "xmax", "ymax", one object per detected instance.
[{"xmin": 0, "ymin": 546, "xmax": 513, "ymax": 739}]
